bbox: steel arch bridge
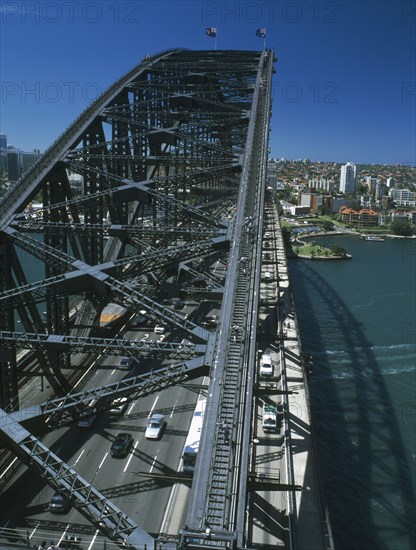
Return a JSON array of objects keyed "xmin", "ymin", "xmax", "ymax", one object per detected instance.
[{"xmin": 0, "ymin": 49, "xmax": 275, "ymax": 549}]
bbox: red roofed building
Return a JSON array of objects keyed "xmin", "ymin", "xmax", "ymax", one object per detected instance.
[{"xmin": 339, "ymin": 206, "xmax": 379, "ymax": 227}]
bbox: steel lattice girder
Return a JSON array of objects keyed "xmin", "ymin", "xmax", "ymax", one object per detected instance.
[
  {"xmin": 0, "ymin": 408, "xmax": 154, "ymax": 549},
  {"xmin": 0, "ymin": 48, "xmax": 274, "ymax": 549},
  {"xmin": 10, "ymin": 355, "xmax": 207, "ymax": 429}
]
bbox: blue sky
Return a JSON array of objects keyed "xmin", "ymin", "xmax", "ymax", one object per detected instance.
[{"xmin": 0, "ymin": 0, "xmax": 415, "ymax": 164}]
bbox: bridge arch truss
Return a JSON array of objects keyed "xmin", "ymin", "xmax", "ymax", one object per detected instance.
[{"xmin": 0, "ymin": 49, "xmax": 276, "ymax": 549}]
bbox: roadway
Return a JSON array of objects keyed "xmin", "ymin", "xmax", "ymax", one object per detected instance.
[{"xmin": 0, "ymin": 302, "xmax": 210, "ymax": 548}]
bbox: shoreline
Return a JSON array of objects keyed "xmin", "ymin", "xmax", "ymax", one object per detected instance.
[
  {"xmin": 289, "ymin": 227, "xmax": 415, "ymax": 261},
  {"xmin": 294, "ymin": 229, "xmax": 416, "ymax": 240}
]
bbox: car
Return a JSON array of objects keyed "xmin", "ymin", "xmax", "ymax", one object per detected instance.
[
  {"xmin": 77, "ymin": 409, "xmax": 97, "ymax": 428},
  {"xmin": 111, "ymin": 433, "xmax": 133, "ymax": 457},
  {"xmin": 173, "ymin": 299, "xmax": 184, "ymax": 310},
  {"xmin": 264, "ymin": 271, "xmax": 272, "ymax": 281},
  {"xmin": 134, "ymin": 310, "xmax": 148, "ymax": 325},
  {"xmin": 49, "ymin": 492, "xmax": 71, "ymax": 513},
  {"xmin": 109, "ymin": 397, "xmax": 128, "ymax": 416},
  {"xmin": 117, "ymin": 356, "xmax": 135, "ymax": 370},
  {"xmin": 145, "ymin": 413, "xmax": 165, "ymax": 440},
  {"xmin": 154, "ymin": 325, "xmax": 165, "ymax": 334},
  {"xmin": 259, "ymin": 354, "xmax": 273, "ymax": 377}
]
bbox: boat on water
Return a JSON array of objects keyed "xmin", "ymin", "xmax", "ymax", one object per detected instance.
[{"xmin": 364, "ymin": 235, "xmax": 385, "ymax": 242}]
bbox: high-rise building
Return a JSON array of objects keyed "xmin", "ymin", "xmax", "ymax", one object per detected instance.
[
  {"xmin": 7, "ymin": 150, "xmax": 21, "ymax": 182},
  {"xmin": 0, "ymin": 134, "xmax": 7, "ymax": 179},
  {"xmin": 340, "ymin": 162, "xmax": 357, "ymax": 194},
  {"xmin": 0, "ymin": 134, "xmax": 7, "ymax": 150},
  {"xmin": 21, "ymin": 149, "xmax": 40, "ymax": 175},
  {"xmin": 386, "ymin": 177, "xmax": 396, "ymax": 188},
  {"xmin": 365, "ymin": 176, "xmax": 377, "ymax": 193},
  {"xmin": 375, "ymin": 182, "xmax": 386, "ymax": 200}
]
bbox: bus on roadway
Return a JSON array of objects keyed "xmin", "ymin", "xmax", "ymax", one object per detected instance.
[{"xmin": 182, "ymin": 397, "xmax": 206, "ymax": 475}]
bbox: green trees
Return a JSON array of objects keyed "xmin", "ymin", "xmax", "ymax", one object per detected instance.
[
  {"xmin": 322, "ymin": 220, "xmax": 334, "ymax": 232},
  {"xmin": 330, "ymin": 244, "xmax": 347, "ymax": 256},
  {"xmin": 390, "ymin": 219, "xmax": 413, "ymax": 236}
]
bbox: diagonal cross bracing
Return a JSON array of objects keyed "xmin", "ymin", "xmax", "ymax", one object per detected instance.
[
  {"xmin": 0, "ymin": 48, "xmax": 275, "ymax": 548},
  {"xmin": 0, "ymin": 408, "xmax": 154, "ymax": 549},
  {"xmin": 10, "ymin": 355, "xmax": 207, "ymax": 427}
]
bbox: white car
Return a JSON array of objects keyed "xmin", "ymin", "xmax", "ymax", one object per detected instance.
[
  {"xmin": 109, "ymin": 397, "xmax": 128, "ymax": 416},
  {"xmin": 154, "ymin": 325, "xmax": 165, "ymax": 334},
  {"xmin": 145, "ymin": 414, "xmax": 165, "ymax": 439},
  {"xmin": 259, "ymin": 354, "xmax": 273, "ymax": 377}
]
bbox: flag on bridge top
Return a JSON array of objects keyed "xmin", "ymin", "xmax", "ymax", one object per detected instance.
[
  {"xmin": 256, "ymin": 28, "xmax": 266, "ymax": 39},
  {"xmin": 206, "ymin": 27, "xmax": 217, "ymax": 38}
]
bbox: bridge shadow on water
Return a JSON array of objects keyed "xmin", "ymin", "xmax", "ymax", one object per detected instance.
[{"xmin": 289, "ymin": 260, "xmax": 415, "ymax": 550}]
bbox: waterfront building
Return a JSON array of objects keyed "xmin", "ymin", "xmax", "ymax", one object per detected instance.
[
  {"xmin": 340, "ymin": 162, "xmax": 357, "ymax": 194},
  {"xmin": 339, "ymin": 206, "xmax": 379, "ymax": 227},
  {"xmin": 390, "ymin": 210, "xmax": 416, "ymax": 225}
]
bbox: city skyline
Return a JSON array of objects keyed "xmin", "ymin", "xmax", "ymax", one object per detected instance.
[{"xmin": 0, "ymin": 1, "xmax": 415, "ymax": 165}]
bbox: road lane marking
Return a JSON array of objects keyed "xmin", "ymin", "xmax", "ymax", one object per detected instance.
[
  {"xmin": 149, "ymin": 455, "xmax": 157, "ymax": 473},
  {"xmin": 123, "ymin": 440, "xmax": 138, "ymax": 473},
  {"xmin": 88, "ymin": 529, "xmax": 99, "ymax": 550},
  {"xmin": 58, "ymin": 525, "xmax": 69, "ymax": 546},
  {"xmin": 0, "ymin": 521, "xmax": 11, "ymax": 537},
  {"xmin": 29, "ymin": 523, "xmax": 39, "ymax": 539},
  {"xmin": 127, "ymin": 402, "xmax": 135, "ymax": 414},
  {"xmin": 0, "ymin": 457, "xmax": 17, "ymax": 479},
  {"xmin": 98, "ymin": 452, "xmax": 108, "ymax": 469},
  {"xmin": 170, "ymin": 404, "xmax": 176, "ymax": 418},
  {"xmin": 73, "ymin": 449, "xmax": 85, "ymax": 465},
  {"xmin": 148, "ymin": 395, "xmax": 159, "ymax": 417}
]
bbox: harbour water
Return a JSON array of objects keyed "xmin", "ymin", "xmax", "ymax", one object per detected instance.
[{"xmin": 288, "ymin": 236, "xmax": 416, "ymax": 550}]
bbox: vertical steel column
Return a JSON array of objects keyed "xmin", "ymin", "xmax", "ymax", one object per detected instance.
[{"xmin": 0, "ymin": 237, "xmax": 18, "ymax": 411}]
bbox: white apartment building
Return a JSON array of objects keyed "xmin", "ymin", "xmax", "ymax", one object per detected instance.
[
  {"xmin": 389, "ymin": 188, "xmax": 416, "ymax": 207},
  {"xmin": 340, "ymin": 162, "xmax": 357, "ymax": 194}
]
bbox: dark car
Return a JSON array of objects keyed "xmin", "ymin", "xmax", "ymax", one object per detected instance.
[
  {"xmin": 49, "ymin": 492, "xmax": 71, "ymax": 513},
  {"xmin": 111, "ymin": 433, "xmax": 133, "ymax": 458},
  {"xmin": 134, "ymin": 310, "xmax": 148, "ymax": 326},
  {"xmin": 77, "ymin": 409, "xmax": 97, "ymax": 428},
  {"xmin": 117, "ymin": 356, "xmax": 135, "ymax": 370},
  {"xmin": 173, "ymin": 299, "xmax": 184, "ymax": 310}
]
